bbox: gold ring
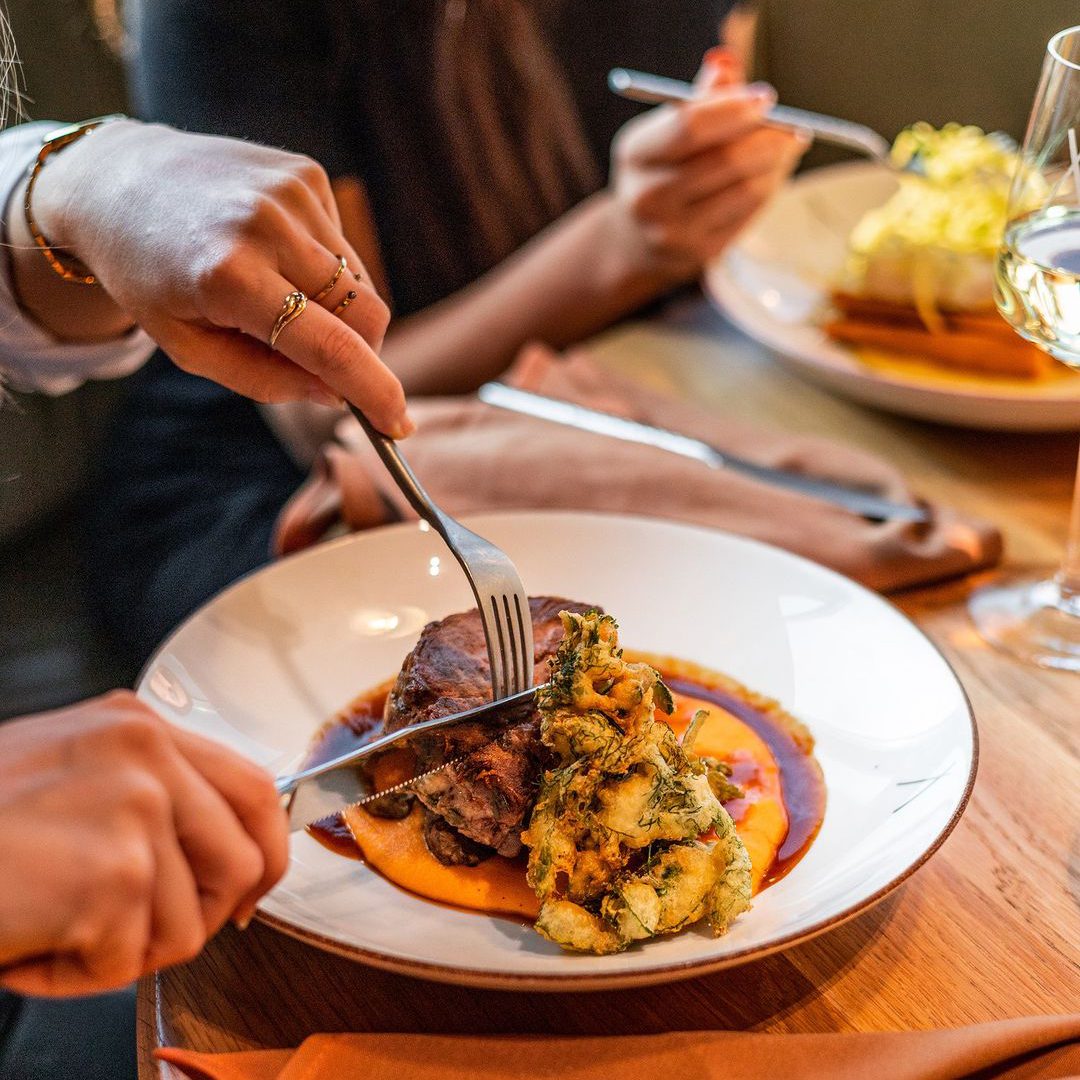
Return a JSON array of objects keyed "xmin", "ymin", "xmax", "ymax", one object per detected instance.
[
  {"xmin": 269, "ymin": 290, "xmax": 307, "ymax": 349},
  {"xmin": 332, "ymin": 289, "xmax": 358, "ymax": 316},
  {"xmin": 312, "ymin": 255, "xmax": 347, "ymax": 303}
]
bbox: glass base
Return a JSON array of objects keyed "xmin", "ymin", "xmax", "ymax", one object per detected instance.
[{"xmin": 969, "ymin": 576, "xmax": 1080, "ymax": 672}]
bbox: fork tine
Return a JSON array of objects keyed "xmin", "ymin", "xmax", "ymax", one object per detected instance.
[
  {"xmin": 348, "ymin": 404, "xmax": 536, "ymax": 702},
  {"xmin": 494, "ymin": 593, "xmax": 516, "ymax": 696},
  {"xmin": 483, "ymin": 596, "xmax": 508, "ymax": 700},
  {"xmin": 501, "ymin": 594, "xmax": 520, "ymax": 693},
  {"xmin": 513, "ymin": 592, "xmax": 534, "ymax": 692}
]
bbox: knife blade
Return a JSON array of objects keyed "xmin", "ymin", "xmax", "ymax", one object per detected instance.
[
  {"xmin": 279, "ymin": 683, "xmax": 543, "ymax": 831},
  {"xmin": 299, "ymin": 757, "xmax": 470, "ymax": 833},
  {"xmin": 477, "ymin": 382, "xmax": 928, "ymax": 524}
]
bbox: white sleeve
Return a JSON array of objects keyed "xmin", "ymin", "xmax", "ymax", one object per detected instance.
[{"xmin": 0, "ymin": 121, "xmax": 155, "ymax": 395}]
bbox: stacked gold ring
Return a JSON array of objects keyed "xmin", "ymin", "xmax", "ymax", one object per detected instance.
[
  {"xmin": 311, "ymin": 255, "xmax": 347, "ymax": 303},
  {"xmin": 332, "ymin": 290, "xmax": 358, "ymax": 316},
  {"xmin": 269, "ymin": 291, "xmax": 308, "ymax": 349}
]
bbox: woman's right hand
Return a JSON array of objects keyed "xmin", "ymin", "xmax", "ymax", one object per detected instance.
[
  {"xmin": 607, "ymin": 53, "xmax": 809, "ymax": 287},
  {"xmin": 21, "ymin": 121, "xmax": 412, "ymax": 437},
  {"xmin": 0, "ymin": 691, "xmax": 288, "ymax": 998}
]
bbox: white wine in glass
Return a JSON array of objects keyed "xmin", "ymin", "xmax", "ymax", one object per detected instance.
[{"xmin": 970, "ymin": 25, "xmax": 1080, "ymax": 669}]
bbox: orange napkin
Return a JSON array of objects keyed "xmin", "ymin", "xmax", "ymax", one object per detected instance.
[
  {"xmin": 274, "ymin": 345, "xmax": 1002, "ymax": 592},
  {"xmin": 157, "ymin": 1017, "xmax": 1080, "ymax": 1080}
]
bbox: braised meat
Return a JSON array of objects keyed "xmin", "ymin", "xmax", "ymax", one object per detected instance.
[
  {"xmin": 409, "ymin": 719, "xmax": 546, "ymax": 858},
  {"xmin": 375, "ymin": 596, "xmax": 597, "ymax": 860},
  {"xmin": 421, "ymin": 811, "xmax": 492, "ymax": 867}
]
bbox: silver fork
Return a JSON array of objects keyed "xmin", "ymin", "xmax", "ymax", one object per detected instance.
[
  {"xmin": 348, "ymin": 405, "xmax": 534, "ymax": 701},
  {"xmin": 607, "ymin": 68, "xmax": 896, "ymax": 166}
]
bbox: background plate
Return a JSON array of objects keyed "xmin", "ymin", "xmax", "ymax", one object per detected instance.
[
  {"xmin": 138, "ymin": 512, "xmax": 975, "ymax": 990},
  {"xmin": 706, "ymin": 162, "xmax": 1080, "ymax": 431}
]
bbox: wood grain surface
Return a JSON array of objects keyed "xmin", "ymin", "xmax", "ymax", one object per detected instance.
[{"xmin": 139, "ymin": 296, "xmax": 1080, "ymax": 1079}]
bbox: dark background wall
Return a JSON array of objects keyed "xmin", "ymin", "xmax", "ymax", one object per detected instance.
[
  {"xmin": 5, "ymin": 0, "xmax": 127, "ymax": 120},
  {"xmin": 0, "ymin": 2, "xmax": 133, "ymax": 723},
  {"xmin": 750, "ymin": 0, "xmax": 1079, "ymax": 169}
]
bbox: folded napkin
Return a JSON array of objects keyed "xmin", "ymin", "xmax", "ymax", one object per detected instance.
[
  {"xmin": 274, "ymin": 345, "xmax": 1001, "ymax": 591},
  {"xmin": 158, "ymin": 1016, "xmax": 1080, "ymax": 1080}
]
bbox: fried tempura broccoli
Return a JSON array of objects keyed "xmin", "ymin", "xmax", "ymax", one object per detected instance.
[{"xmin": 522, "ymin": 611, "xmax": 752, "ymax": 954}]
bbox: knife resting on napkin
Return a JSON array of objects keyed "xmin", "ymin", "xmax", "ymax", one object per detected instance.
[
  {"xmin": 274, "ymin": 344, "xmax": 1002, "ymax": 593},
  {"xmin": 477, "ymin": 382, "xmax": 927, "ymax": 523}
]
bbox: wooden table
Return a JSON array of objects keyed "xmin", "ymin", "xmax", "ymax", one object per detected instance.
[{"xmin": 139, "ymin": 296, "xmax": 1080, "ymax": 1078}]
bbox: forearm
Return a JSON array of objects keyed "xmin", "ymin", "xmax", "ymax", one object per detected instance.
[{"xmin": 383, "ymin": 192, "xmax": 675, "ymax": 396}]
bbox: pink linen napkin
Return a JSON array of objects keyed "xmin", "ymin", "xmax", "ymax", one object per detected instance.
[{"xmin": 274, "ymin": 345, "xmax": 1001, "ymax": 591}]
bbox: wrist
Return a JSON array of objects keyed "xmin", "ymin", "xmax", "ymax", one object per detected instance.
[
  {"xmin": 6, "ymin": 121, "xmax": 139, "ymax": 342},
  {"xmin": 27, "ymin": 117, "xmax": 134, "ymax": 278},
  {"xmin": 586, "ymin": 191, "xmax": 694, "ymax": 300}
]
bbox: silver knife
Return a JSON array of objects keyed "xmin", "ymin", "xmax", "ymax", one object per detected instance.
[
  {"xmin": 278, "ymin": 683, "xmax": 543, "ymax": 830},
  {"xmin": 477, "ymin": 382, "xmax": 928, "ymax": 524}
]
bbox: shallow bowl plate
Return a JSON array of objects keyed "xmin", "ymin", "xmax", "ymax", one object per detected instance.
[
  {"xmin": 705, "ymin": 161, "xmax": 1080, "ymax": 431},
  {"xmin": 139, "ymin": 511, "xmax": 975, "ymax": 990}
]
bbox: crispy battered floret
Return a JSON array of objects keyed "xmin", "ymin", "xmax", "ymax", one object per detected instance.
[{"xmin": 522, "ymin": 611, "xmax": 751, "ymax": 954}]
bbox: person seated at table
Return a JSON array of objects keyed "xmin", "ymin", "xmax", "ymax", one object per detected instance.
[
  {"xmin": 86, "ymin": 0, "xmax": 808, "ymax": 663},
  {"xmin": 0, "ymin": 105, "xmax": 404, "ymax": 998}
]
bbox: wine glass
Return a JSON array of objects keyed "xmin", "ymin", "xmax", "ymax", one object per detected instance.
[{"xmin": 969, "ymin": 25, "xmax": 1080, "ymax": 670}]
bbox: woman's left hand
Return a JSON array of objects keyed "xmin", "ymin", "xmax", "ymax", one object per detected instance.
[{"xmin": 23, "ymin": 120, "xmax": 412, "ymax": 437}]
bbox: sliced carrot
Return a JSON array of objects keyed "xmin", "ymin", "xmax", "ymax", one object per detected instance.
[
  {"xmin": 824, "ymin": 316, "xmax": 1048, "ymax": 378},
  {"xmin": 831, "ymin": 292, "xmax": 1017, "ymax": 341}
]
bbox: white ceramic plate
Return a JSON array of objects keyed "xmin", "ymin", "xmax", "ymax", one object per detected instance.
[
  {"xmin": 705, "ymin": 161, "xmax": 1080, "ymax": 431},
  {"xmin": 138, "ymin": 511, "xmax": 975, "ymax": 991}
]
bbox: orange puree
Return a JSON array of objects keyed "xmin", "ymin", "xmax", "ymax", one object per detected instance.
[
  {"xmin": 343, "ymin": 804, "xmax": 541, "ymax": 919},
  {"xmin": 664, "ymin": 692, "xmax": 788, "ymax": 893},
  {"xmin": 338, "ymin": 688, "xmax": 789, "ymax": 911}
]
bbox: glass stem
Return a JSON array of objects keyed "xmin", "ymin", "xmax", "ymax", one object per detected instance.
[{"xmin": 1056, "ymin": 440, "xmax": 1080, "ymax": 607}]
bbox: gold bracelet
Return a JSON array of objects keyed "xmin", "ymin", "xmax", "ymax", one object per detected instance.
[{"xmin": 24, "ymin": 114, "xmax": 127, "ymax": 286}]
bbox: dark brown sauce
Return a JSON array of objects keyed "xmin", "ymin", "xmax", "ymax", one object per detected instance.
[
  {"xmin": 309, "ymin": 814, "xmax": 362, "ymax": 860},
  {"xmin": 665, "ymin": 677, "xmax": 827, "ymax": 887},
  {"xmin": 306, "ymin": 671, "xmax": 826, "ymax": 897},
  {"xmin": 305, "ymin": 685, "xmax": 391, "ymax": 859}
]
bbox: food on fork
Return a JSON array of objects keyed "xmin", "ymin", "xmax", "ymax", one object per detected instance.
[
  {"xmin": 826, "ymin": 122, "xmax": 1051, "ymax": 378},
  {"xmin": 304, "ymin": 601, "xmax": 823, "ymax": 955}
]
